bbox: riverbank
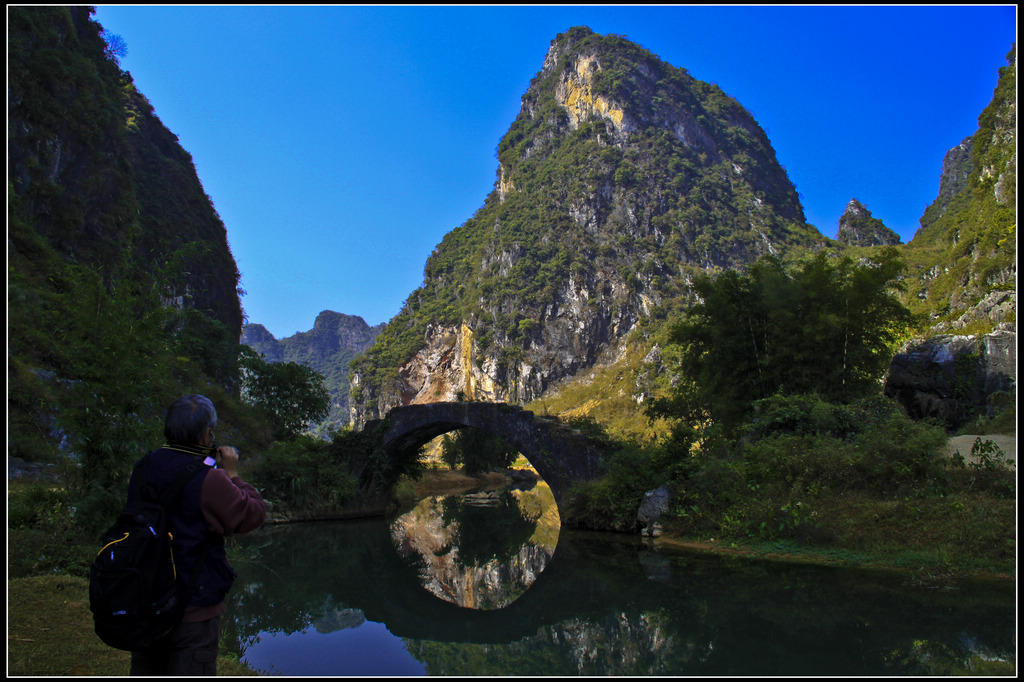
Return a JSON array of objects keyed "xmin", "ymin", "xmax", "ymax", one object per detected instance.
[
  {"xmin": 6, "ymin": 574, "xmax": 256, "ymax": 676},
  {"xmin": 645, "ymin": 433, "xmax": 1016, "ymax": 581},
  {"xmin": 651, "ymin": 534, "xmax": 1015, "ymax": 584}
]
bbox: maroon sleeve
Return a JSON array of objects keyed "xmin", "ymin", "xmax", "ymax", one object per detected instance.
[{"xmin": 199, "ymin": 469, "xmax": 266, "ymax": 535}]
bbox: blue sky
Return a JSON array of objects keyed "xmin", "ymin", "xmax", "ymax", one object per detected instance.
[{"xmin": 91, "ymin": 5, "xmax": 1017, "ymax": 339}]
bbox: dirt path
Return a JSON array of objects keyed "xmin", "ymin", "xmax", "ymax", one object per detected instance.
[{"xmin": 947, "ymin": 434, "xmax": 1016, "ymax": 467}]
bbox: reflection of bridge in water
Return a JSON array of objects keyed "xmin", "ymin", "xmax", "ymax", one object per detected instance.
[
  {"xmin": 227, "ymin": 519, "xmax": 660, "ymax": 646},
  {"xmin": 363, "ymin": 523, "xmax": 633, "ymax": 643},
  {"xmin": 374, "ymin": 402, "xmax": 608, "ymax": 506}
]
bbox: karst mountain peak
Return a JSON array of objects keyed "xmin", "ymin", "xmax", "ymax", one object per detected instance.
[{"xmin": 348, "ymin": 26, "xmax": 828, "ymax": 426}]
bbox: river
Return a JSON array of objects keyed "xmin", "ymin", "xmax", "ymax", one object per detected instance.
[{"xmin": 221, "ymin": 481, "xmax": 1016, "ymax": 676}]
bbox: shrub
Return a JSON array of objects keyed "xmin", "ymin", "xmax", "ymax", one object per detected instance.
[
  {"xmin": 562, "ymin": 444, "xmax": 661, "ymax": 531},
  {"xmin": 950, "ymin": 437, "xmax": 1016, "ymax": 497},
  {"xmin": 667, "ymin": 455, "xmax": 746, "ymax": 536},
  {"xmin": 247, "ymin": 436, "xmax": 356, "ymax": 515},
  {"xmin": 846, "ymin": 411, "xmax": 948, "ymax": 493},
  {"xmin": 8, "ymin": 481, "xmax": 67, "ymax": 529}
]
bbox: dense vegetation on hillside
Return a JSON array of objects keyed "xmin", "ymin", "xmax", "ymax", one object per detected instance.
[
  {"xmin": 901, "ymin": 46, "xmax": 1016, "ymax": 325},
  {"xmin": 8, "ymin": 6, "xmax": 243, "ymax": 333},
  {"xmin": 7, "ymin": 7, "xmax": 343, "ymax": 535}
]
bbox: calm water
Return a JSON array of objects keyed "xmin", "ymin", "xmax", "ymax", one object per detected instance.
[{"xmin": 222, "ymin": 483, "xmax": 1016, "ymax": 676}]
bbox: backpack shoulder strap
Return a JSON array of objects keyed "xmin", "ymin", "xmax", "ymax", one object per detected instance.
[
  {"xmin": 158, "ymin": 457, "xmax": 207, "ymax": 508},
  {"xmin": 130, "ymin": 452, "xmax": 208, "ymax": 507},
  {"xmin": 129, "ymin": 455, "xmax": 155, "ymax": 503}
]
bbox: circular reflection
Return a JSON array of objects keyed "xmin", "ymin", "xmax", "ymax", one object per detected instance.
[{"xmin": 390, "ymin": 480, "xmax": 560, "ymax": 610}]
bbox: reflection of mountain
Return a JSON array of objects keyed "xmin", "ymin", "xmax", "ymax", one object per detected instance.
[
  {"xmin": 410, "ymin": 609, "xmax": 692, "ymax": 675},
  {"xmin": 390, "ymin": 485, "xmax": 559, "ymax": 610},
  {"xmin": 312, "ymin": 602, "xmax": 366, "ymax": 634}
]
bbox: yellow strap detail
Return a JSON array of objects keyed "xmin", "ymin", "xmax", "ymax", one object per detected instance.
[
  {"xmin": 169, "ymin": 540, "xmax": 177, "ymax": 580},
  {"xmin": 97, "ymin": 532, "xmax": 130, "ymax": 557}
]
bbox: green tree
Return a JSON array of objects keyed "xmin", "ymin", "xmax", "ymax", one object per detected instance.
[
  {"xmin": 651, "ymin": 249, "xmax": 912, "ymax": 434},
  {"xmin": 238, "ymin": 347, "xmax": 330, "ymax": 440},
  {"xmin": 8, "ymin": 258, "xmax": 181, "ymax": 532}
]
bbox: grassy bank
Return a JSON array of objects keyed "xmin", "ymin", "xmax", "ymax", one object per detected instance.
[
  {"xmin": 651, "ymin": 429, "xmax": 1016, "ymax": 578},
  {"xmin": 653, "ymin": 487, "xmax": 1016, "ymax": 580},
  {"xmin": 558, "ymin": 397, "xmax": 1016, "ymax": 579},
  {"xmin": 7, "ymin": 575, "xmax": 255, "ymax": 676}
]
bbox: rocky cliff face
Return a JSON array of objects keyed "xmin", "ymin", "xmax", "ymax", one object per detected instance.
[
  {"xmin": 881, "ymin": 47, "xmax": 1017, "ymax": 428},
  {"xmin": 919, "ymin": 137, "xmax": 974, "ymax": 233},
  {"xmin": 349, "ymin": 26, "xmax": 826, "ymax": 427},
  {"xmin": 836, "ymin": 199, "xmax": 901, "ymax": 247}
]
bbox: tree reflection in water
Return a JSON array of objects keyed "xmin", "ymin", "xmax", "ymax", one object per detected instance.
[{"xmin": 389, "ymin": 481, "xmax": 560, "ymax": 610}]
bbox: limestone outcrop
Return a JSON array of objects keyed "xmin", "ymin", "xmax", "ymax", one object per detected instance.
[{"xmin": 884, "ymin": 326, "xmax": 1016, "ymax": 429}]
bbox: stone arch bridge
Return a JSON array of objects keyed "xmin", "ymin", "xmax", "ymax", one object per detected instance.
[{"xmin": 373, "ymin": 402, "xmax": 607, "ymax": 505}]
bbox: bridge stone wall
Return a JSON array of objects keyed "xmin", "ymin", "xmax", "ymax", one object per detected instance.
[{"xmin": 378, "ymin": 402, "xmax": 606, "ymax": 505}]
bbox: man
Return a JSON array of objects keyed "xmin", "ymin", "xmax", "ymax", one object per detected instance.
[{"xmin": 128, "ymin": 394, "xmax": 265, "ymax": 676}]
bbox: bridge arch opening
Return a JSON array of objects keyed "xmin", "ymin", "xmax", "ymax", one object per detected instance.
[
  {"xmin": 387, "ymin": 423, "xmax": 561, "ymax": 611},
  {"xmin": 376, "ymin": 403, "xmax": 608, "ymax": 611},
  {"xmin": 378, "ymin": 402, "xmax": 605, "ymax": 511}
]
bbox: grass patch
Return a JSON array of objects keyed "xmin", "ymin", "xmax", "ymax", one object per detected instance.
[
  {"xmin": 8, "ymin": 575, "xmax": 130, "ymax": 676},
  {"xmin": 7, "ymin": 575, "xmax": 258, "ymax": 676},
  {"xmin": 811, "ymin": 493, "xmax": 1016, "ymax": 574},
  {"xmin": 660, "ymin": 488, "xmax": 1016, "ymax": 577},
  {"xmin": 8, "ymin": 479, "xmax": 94, "ymax": 579}
]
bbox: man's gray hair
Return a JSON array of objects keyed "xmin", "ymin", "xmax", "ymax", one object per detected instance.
[{"xmin": 164, "ymin": 394, "xmax": 218, "ymax": 445}]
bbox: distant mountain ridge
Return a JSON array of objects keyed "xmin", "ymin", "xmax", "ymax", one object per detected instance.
[
  {"xmin": 242, "ymin": 312, "xmax": 384, "ymax": 430},
  {"xmin": 836, "ymin": 199, "xmax": 901, "ymax": 247}
]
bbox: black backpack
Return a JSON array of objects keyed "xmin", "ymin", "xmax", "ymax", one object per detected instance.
[{"xmin": 89, "ymin": 455, "xmax": 209, "ymax": 651}]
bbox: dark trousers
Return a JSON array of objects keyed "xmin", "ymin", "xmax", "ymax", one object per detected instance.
[{"xmin": 129, "ymin": 616, "xmax": 221, "ymax": 676}]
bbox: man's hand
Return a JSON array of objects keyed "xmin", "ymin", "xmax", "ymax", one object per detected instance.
[{"xmin": 215, "ymin": 446, "xmax": 240, "ymax": 478}]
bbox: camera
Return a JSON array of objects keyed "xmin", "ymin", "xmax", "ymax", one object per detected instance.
[{"xmin": 204, "ymin": 441, "xmax": 219, "ymax": 468}]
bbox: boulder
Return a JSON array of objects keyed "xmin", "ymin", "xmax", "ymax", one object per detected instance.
[
  {"xmin": 637, "ymin": 484, "xmax": 670, "ymax": 537},
  {"xmin": 884, "ymin": 326, "xmax": 1016, "ymax": 429}
]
